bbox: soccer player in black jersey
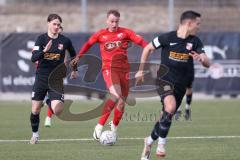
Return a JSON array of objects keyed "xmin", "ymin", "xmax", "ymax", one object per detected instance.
[
  {"xmin": 30, "ymin": 14, "xmax": 78, "ymax": 144},
  {"xmin": 135, "ymin": 10, "xmax": 210, "ymax": 159}
]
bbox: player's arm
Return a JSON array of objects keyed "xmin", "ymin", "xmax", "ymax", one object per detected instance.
[
  {"xmin": 135, "ymin": 35, "xmax": 164, "ymax": 84},
  {"xmin": 64, "ymin": 39, "xmax": 80, "ymax": 79},
  {"xmin": 128, "ymin": 30, "xmax": 148, "ymax": 48},
  {"xmin": 70, "ymin": 33, "xmax": 99, "ymax": 67},
  {"xmin": 66, "ymin": 39, "xmax": 78, "ymax": 71},
  {"xmin": 31, "ymin": 36, "xmax": 51, "ymax": 62},
  {"xmin": 190, "ymin": 51, "xmax": 210, "ymax": 68},
  {"xmin": 135, "ymin": 42, "xmax": 156, "ymax": 84},
  {"xmin": 190, "ymin": 38, "xmax": 211, "ymax": 68}
]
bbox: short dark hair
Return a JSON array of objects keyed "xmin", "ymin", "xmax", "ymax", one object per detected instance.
[
  {"xmin": 180, "ymin": 10, "xmax": 201, "ymax": 23},
  {"xmin": 47, "ymin": 13, "xmax": 62, "ymax": 23},
  {"xmin": 107, "ymin": 9, "xmax": 120, "ymax": 18}
]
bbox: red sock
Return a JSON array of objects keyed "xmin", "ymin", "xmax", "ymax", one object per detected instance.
[
  {"xmin": 113, "ymin": 107, "xmax": 124, "ymax": 126},
  {"xmin": 47, "ymin": 107, "xmax": 53, "ymax": 118},
  {"xmin": 98, "ymin": 99, "xmax": 116, "ymax": 126}
]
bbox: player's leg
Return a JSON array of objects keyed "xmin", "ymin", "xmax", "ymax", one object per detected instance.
[
  {"xmin": 184, "ymin": 87, "xmax": 192, "ymax": 120},
  {"xmin": 93, "ymin": 70, "xmax": 120, "ymax": 140},
  {"xmin": 141, "ymin": 80, "xmax": 172, "ymax": 159},
  {"xmin": 45, "ymin": 88, "xmax": 64, "ymax": 130},
  {"xmin": 30, "ymin": 100, "xmax": 42, "ymax": 144},
  {"xmin": 155, "ymin": 86, "xmax": 185, "ymax": 157},
  {"xmin": 155, "ymin": 94, "xmax": 176, "ymax": 157},
  {"xmin": 48, "ymin": 90, "xmax": 64, "ymax": 116},
  {"xmin": 30, "ymin": 86, "xmax": 47, "ymax": 144},
  {"xmin": 175, "ymin": 103, "xmax": 182, "ymax": 121},
  {"xmin": 141, "ymin": 95, "xmax": 175, "ymax": 159},
  {"xmin": 109, "ymin": 84, "xmax": 124, "ymax": 133},
  {"xmin": 44, "ymin": 96, "xmax": 53, "ymax": 127},
  {"xmin": 111, "ymin": 72, "xmax": 129, "ymax": 133}
]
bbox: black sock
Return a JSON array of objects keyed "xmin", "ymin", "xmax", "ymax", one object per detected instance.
[
  {"xmin": 46, "ymin": 98, "xmax": 51, "ymax": 107},
  {"xmin": 186, "ymin": 94, "xmax": 192, "ymax": 106},
  {"xmin": 30, "ymin": 113, "xmax": 39, "ymax": 132},
  {"xmin": 159, "ymin": 111, "xmax": 173, "ymax": 138},
  {"xmin": 151, "ymin": 121, "xmax": 160, "ymax": 140}
]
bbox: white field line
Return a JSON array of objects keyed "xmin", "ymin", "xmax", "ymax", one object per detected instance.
[{"xmin": 0, "ymin": 136, "xmax": 240, "ymax": 143}]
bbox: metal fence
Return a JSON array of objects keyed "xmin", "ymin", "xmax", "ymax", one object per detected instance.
[{"xmin": 0, "ymin": 0, "xmax": 240, "ymax": 32}]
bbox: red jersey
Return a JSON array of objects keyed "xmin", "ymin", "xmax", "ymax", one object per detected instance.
[{"xmin": 78, "ymin": 27, "xmax": 147, "ymax": 72}]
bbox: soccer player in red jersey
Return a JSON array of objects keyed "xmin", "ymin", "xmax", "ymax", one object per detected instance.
[{"xmin": 71, "ymin": 9, "xmax": 147, "ymax": 141}]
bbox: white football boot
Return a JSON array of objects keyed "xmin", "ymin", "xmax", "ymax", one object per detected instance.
[
  {"xmin": 44, "ymin": 117, "xmax": 51, "ymax": 127},
  {"xmin": 140, "ymin": 137, "xmax": 152, "ymax": 160},
  {"xmin": 93, "ymin": 124, "xmax": 103, "ymax": 141}
]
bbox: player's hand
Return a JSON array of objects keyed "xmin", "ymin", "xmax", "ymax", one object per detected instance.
[
  {"xmin": 70, "ymin": 71, "xmax": 79, "ymax": 79},
  {"xmin": 189, "ymin": 51, "xmax": 203, "ymax": 62},
  {"xmin": 43, "ymin": 40, "xmax": 52, "ymax": 52},
  {"xmin": 70, "ymin": 56, "xmax": 79, "ymax": 68},
  {"xmin": 135, "ymin": 70, "xmax": 144, "ymax": 85}
]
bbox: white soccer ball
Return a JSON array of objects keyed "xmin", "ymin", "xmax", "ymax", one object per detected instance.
[{"xmin": 99, "ymin": 130, "xmax": 117, "ymax": 146}]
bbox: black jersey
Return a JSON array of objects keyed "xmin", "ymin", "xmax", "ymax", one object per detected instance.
[
  {"xmin": 152, "ymin": 31, "xmax": 205, "ymax": 86},
  {"xmin": 31, "ymin": 33, "xmax": 76, "ymax": 76}
]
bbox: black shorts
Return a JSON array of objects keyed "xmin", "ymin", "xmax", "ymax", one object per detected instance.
[
  {"xmin": 32, "ymin": 74, "xmax": 64, "ymax": 101},
  {"xmin": 156, "ymin": 79, "xmax": 186, "ymax": 112}
]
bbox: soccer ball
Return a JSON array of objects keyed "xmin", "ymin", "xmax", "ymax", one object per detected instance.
[{"xmin": 99, "ymin": 130, "xmax": 117, "ymax": 146}]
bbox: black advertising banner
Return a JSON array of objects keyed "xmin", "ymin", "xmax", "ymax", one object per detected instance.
[
  {"xmin": 1, "ymin": 33, "xmax": 38, "ymax": 92},
  {"xmin": 0, "ymin": 32, "xmax": 239, "ymax": 96},
  {"xmin": 195, "ymin": 33, "xmax": 240, "ymax": 95}
]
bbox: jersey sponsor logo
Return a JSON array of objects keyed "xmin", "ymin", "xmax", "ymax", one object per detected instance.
[
  {"xmin": 58, "ymin": 44, "xmax": 63, "ymax": 50},
  {"xmin": 153, "ymin": 37, "xmax": 161, "ymax": 48},
  {"xmin": 44, "ymin": 52, "xmax": 61, "ymax": 60},
  {"xmin": 104, "ymin": 40, "xmax": 129, "ymax": 51},
  {"xmin": 186, "ymin": 43, "xmax": 193, "ymax": 50},
  {"xmin": 169, "ymin": 51, "xmax": 189, "ymax": 62},
  {"xmin": 33, "ymin": 46, "xmax": 39, "ymax": 51},
  {"xmin": 170, "ymin": 42, "xmax": 178, "ymax": 46}
]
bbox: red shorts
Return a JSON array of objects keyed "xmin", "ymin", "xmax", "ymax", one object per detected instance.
[{"xmin": 102, "ymin": 69, "xmax": 129, "ymax": 98}]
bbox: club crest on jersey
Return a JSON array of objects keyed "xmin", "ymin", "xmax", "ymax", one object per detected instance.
[
  {"xmin": 58, "ymin": 44, "xmax": 63, "ymax": 50},
  {"xmin": 102, "ymin": 35, "xmax": 107, "ymax": 39},
  {"xmin": 186, "ymin": 43, "xmax": 193, "ymax": 50},
  {"xmin": 117, "ymin": 33, "xmax": 124, "ymax": 39}
]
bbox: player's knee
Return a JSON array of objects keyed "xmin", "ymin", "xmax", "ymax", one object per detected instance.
[
  {"xmin": 51, "ymin": 101, "xmax": 64, "ymax": 116},
  {"xmin": 31, "ymin": 105, "xmax": 41, "ymax": 115},
  {"xmin": 163, "ymin": 96, "xmax": 176, "ymax": 114},
  {"xmin": 116, "ymin": 99, "xmax": 125, "ymax": 112},
  {"xmin": 53, "ymin": 107, "xmax": 63, "ymax": 116},
  {"xmin": 109, "ymin": 93, "xmax": 121, "ymax": 101}
]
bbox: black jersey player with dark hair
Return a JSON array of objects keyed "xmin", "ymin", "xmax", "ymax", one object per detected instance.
[
  {"xmin": 30, "ymin": 13, "xmax": 78, "ymax": 144},
  {"xmin": 135, "ymin": 10, "xmax": 210, "ymax": 159}
]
